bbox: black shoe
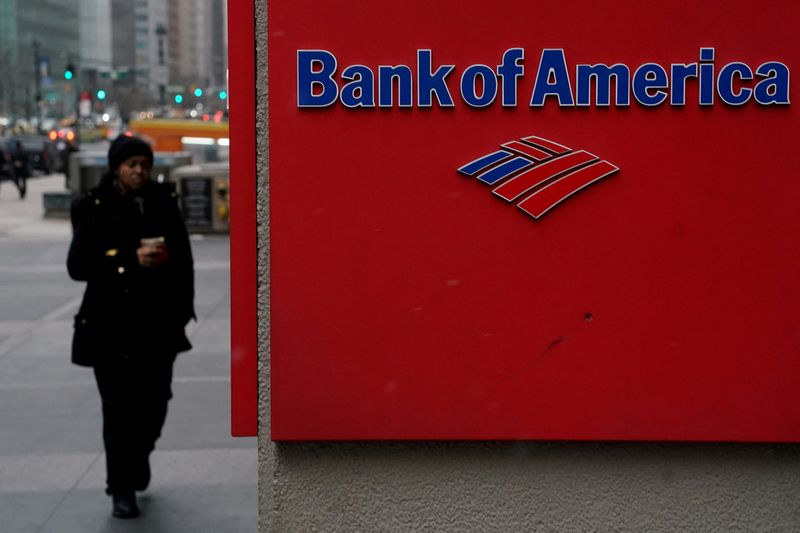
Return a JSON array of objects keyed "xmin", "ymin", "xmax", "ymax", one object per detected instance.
[{"xmin": 112, "ymin": 492, "xmax": 140, "ymax": 519}]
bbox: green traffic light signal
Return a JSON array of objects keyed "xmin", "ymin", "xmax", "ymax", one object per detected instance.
[
  {"xmin": 194, "ymin": 88, "xmax": 203, "ymax": 97},
  {"xmin": 64, "ymin": 70, "xmax": 73, "ymax": 80},
  {"xmin": 96, "ymin": 89, "xmax": 107, "ymax": 100},
  {"xmin": 218, "ymin": 90, "xmax": 227, "ymax": 100},
  {"xmin": 175, "ymin": 94, "xmax": 184, "ymax": 104}
]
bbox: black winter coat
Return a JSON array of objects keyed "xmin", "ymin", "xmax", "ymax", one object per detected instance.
[{"xmin": 67, "ymin": 176, "xmax": 195, "ymax": 366}]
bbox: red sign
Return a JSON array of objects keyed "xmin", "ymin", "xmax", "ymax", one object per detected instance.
[
  {"xmin": 230, "ymin": 0, "xmax": 800, "ymax": 440},
  {"xmin": 228, "ymin": 0, "xmax": 257, "ymax": 436}
]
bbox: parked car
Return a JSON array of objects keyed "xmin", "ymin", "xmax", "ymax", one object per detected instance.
[{"xmin": 11, "ymin": 135, "xmax": 62, "ymax": 174}]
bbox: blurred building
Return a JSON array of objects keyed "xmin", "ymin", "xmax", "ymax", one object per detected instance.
[
  {"xmin": 0, "ymin": 0, "xmax": 227, "ymax": 124},
  {"xmin": 78, "ymin": 0, "xmax": 112, "ymax": 108},
  {"xmin": 167, "ymin": 0, "xmax": 227, "ymax": 101},
  {"xmin": 109, "ymin": 0, "xmax": 169, "ymax": 116},
  {"xmin": 0, "ymin": 0, "xmax": 80, "ymax": 124},
  {"xmin": 209, "ymin": 0, "xmax": 227, "ymax": 90}
]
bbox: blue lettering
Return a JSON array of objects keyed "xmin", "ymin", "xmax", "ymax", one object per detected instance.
[
  {"xmin": 632, "ymin": 63, "xmax": 668, "ymax": 106},
  {"xmin": 530, "ymin": 49, "xmax": 574, "ymax": 106},
  {"xmin": 297, "ymin": 50, "xmax": 338, "ymax": 107},
  {"xmin": 576, "ymin": 64, "xmax": 630, "ymax": 106},
  {"xmin": 378, "ymin": 65, "xmax": 413, "ymax": 107},
  {"xmin": 717, "ymin": 63, "xmax": 753, "ymax": 106},
  {"xmin": 670, "ymin": 64, "xmax": 698, "ymax": 106},
  {"xmin": 296, "ymin": 47, "xmax": 791, "ymax": 110},
  {"xmin": 699, "ymin": 48, "xmax": 715, "ymax": 105},
  {"xmin": 417, "ymin": 50, "xmax": 455, "ymax": 107},
  {"xmin": 497, "ymin": 48, "xmax": 525, "ymax": 107},
  {"xmin": 754, "ymin": 62, "xmax": 791, "ymax": 105},
  {"xmin": 340, "ymin": 65, "xmax": 375, "ymax": 107},
  {"xmin": 460, "ymin": 65, "xmax": 498, "ymax": 107}
]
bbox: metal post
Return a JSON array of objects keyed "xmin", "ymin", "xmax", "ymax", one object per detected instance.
[
  {"xmin": 72, "ymin": 57, "xmax": 81, "ymax": 145},
  {"xmin": 156, "ymin": 24, "xmax": 167, "ymax": 107},
  {"xmin": 33, "ymin": 40, "xmax": 42, "ymax": 131}
]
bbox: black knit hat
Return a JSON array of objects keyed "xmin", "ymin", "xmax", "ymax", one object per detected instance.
[{"xmin": 108, "ymin": 135, "xmax": 154, "ymax": 172}]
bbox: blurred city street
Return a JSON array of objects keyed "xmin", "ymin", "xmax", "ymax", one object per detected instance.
[{"xmin": 0, "ymin": 175, "xmax": 256, "ymax": 532}]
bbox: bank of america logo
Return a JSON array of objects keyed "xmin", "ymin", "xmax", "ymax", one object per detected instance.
[{"xmin": 458, "ymin": 135, "xmax": 619, "ymax": 220}]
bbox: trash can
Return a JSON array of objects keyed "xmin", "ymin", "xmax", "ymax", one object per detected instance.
[
  {"xmin": 170, "ymin": 162, "xmax": 230, "ymax": 233},
  {"xmin": 67, "ymin": 151, "xmax": 106, "ymax": 192}
]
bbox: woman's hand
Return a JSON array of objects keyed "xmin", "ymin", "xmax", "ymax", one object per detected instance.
[{"xmin": 137, "ymin": 245, "xmax": 168, "ymax": 268}]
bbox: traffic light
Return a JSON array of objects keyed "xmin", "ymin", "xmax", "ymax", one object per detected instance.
[
  {"xmin": 64, "ymin": 64, "xmax": 75, "ymax": 80},
  {"xmin": 96, "ymin": 89, "xmax": 107, "ymax": 100},
  {"xmin": 218, "ymin": 90, "xmax": 227, "ymax": 100},
  {"xmin": 194, "ymin": 88, "xmax": 203, "ymax": 97},
  {"xmin": 174, "ymin": 94, "xmax": 184, "ymax": 104}
]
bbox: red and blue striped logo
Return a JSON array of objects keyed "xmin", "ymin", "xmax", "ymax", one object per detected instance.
[{"xmin": 458, "ymin": 135, "xmax": 619, "ymax": 219}]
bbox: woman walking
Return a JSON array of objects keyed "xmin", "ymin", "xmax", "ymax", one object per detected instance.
[{"xmin": 67, "ymin": 135, "xmax": 195, "ymax": 518}]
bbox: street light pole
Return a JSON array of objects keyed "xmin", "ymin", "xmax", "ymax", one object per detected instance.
[
  {"xmin": 33, "ymin": 40, "xmax": 42, "ymax": 130},
  {"xmin": 70, "ymin": 55, "xmax": 81, "ymax": 145},
  {"xmin": 155, "ymin": 24, "xmax": 167, "ymax": 107}
]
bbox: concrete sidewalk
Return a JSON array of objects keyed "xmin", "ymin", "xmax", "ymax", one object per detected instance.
[{"xmin": 0, "ymin": 175, "xmax": 257, "ymax": 532}]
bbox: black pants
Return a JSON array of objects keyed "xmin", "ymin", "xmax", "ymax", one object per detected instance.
[
  {"xmin": 0, "ymin": 174, "xmax": 26, "ymax": 199},
  {"xmin": 93, "ymin": 352, "xmax": 176, "ymax": 495}
]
